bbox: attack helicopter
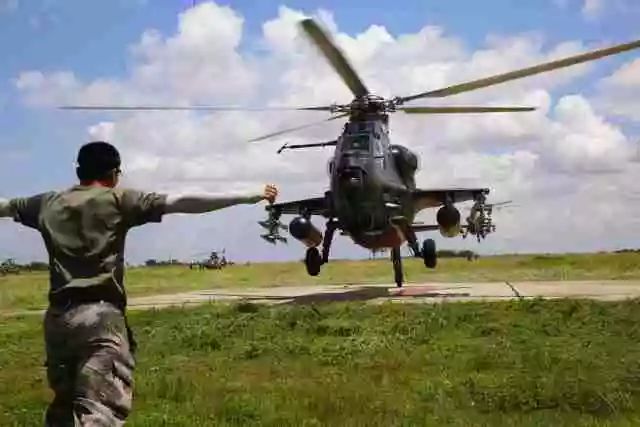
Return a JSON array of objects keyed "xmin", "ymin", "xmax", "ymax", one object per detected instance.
[
  {"xmin": 247, "ymin": 19, "xmax": 640, "ymax": 287},
  {"xmin": 60, "ymin": 19, "xmax": 640, "ymax": 287}
]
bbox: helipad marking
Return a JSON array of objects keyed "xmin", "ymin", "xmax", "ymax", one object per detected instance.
[{"xmin": 387, "ymin": 285, "xmax": 469, "ymax": 298}]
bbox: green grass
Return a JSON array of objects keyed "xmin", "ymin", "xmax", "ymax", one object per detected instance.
[
  {"xmin": 3, "ymin": 252, "xmax": 640, "ymax": 312},
  {"xmin": 2, "ymin": 299, "xmax": 640, "ymax": 425}
]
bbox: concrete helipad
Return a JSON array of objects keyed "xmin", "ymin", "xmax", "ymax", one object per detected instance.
[
  {"xmin": 4, "ymin": 281, "xmax": 640, "ymax": 317},
  {"xmin": 124, "ymin": 280, "xmax": 640, "ymax": 310}
]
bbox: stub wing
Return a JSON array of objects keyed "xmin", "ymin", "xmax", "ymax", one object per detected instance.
[
  {"xmin": 410, "ymin": 224, "xmax": 439, "ymax": 233},
  {"xmin": 411, "ymin": 223, "xmax": 468, "ymax": 233},
  {"xmin": 266, "ymin": 196, "xmax": 328, "ymax": 216},
  {"xmin": 412, "ymin": 188, "xmax": 489, "ymax": 212}
]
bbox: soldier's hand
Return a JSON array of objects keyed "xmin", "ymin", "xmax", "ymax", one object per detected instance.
[{"xmin": 263, "ymin": 184, "xmax": 278, "ymax": 204}]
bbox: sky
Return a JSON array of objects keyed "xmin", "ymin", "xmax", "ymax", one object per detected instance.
[{"xmin": 1, "ymin": 0, "xmax": 640, "ymax": 265}]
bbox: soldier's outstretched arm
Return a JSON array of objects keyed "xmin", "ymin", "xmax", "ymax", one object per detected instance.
[
  {"xmin": 164, "ymin": 184, "xmax": 278, "ymax": 214},
  {"xmin": 0, "ymin": 193, "xmax": 54, "ymax": 229}
]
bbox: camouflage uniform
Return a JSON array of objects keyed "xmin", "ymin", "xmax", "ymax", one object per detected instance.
[{"xmin": 9, "ymin": 185, "xmax": 166, "ymax": 426}]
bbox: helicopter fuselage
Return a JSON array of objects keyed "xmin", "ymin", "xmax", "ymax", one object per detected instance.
[{"xmin": 328, "ymin": 111, "xmax": 418, "ymax": 249}]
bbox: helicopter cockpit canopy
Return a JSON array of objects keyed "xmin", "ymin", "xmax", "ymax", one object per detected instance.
[
  {"xmin": 344, "ymin": 134, "xmax": 369, "ymax": 151},
  {"xmin": 345, "ymin": 121, "xmax": 373, "ymax": 134},
  {"xmin": 342, "ymin": 121, "xmax": 376, "ymax": 152}
]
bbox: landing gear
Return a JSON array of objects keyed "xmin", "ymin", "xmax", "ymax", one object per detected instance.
[
  {"xmin": 305, "ymin": 247, "xmax": 322, "ymax": 276},
  {"xmin": 406, "ymin": 225, "xmax": 421, "ymax": 258},
  {"xmin": 391, "ymin": 246, "xmax": 403, "ymax": 287},
  {"xmin": 422, "ymin": 238, "xmax": 437, "ymax": 268},
  {"xmin": 390, "ymin": 215, "xmax": 421, "ymax": 258},
  {"xmin": 321, "ymin": 220, "xmax": 337, "ymax": 263},
  {"xmin": 303, "ymin": 220, "xmax": 337, "ymax": 277}
]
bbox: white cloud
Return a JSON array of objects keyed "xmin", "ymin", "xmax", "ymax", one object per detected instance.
[
  {"xmin": 261, "ymin": 5, "xmax": 309, "ymax": 54},
  {"xmin": 580, "ymin": 0, "xmax": 640, "ymax": 20},
  {"xmin": 88, "ymin": 122, "xmax": 115, "ymax": 141},
  {"xmin": 15, "ymin": 71, "xmax": 82, "ymax": 106},
  {"xmin": 600, "ymin": 58, "xmax": 640, "ymax": 88},
  {"xmin": 8, "ymin": 1, "xmax": 640, "ymax": 263},
  {"xmin": 16, "ymin": 2, "xmax": 257, "ymax": 108},
  {"xmin": 582, "ymin": 0, "xmax": 604, "ymax": 19},
  {"xmin": 594, "ymin": 59, "xmax": 640, "ymax": 121},
  {"xmin": 544, "ymin": 95, "xmax": 631, "ymax": 173}
]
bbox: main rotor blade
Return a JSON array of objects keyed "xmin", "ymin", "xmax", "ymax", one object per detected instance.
[
  {"xmin": 300, "ymin": 18, "xmax": 369, "ymax": 98},
  {"xmin": 397, "ymin": 38, "xmax": 640, "ymax": 102},
  {"xmin": 248, "ymin": 112, "xmax": 349, "ymax": 142},
  {"xmin": 59, "ymin": 105, "xmax": 334, "ymax": 111},
  {"xmin": 399, "ymin": 106, "xmax": 536, "ymax": 114},
  {"xmin": 489, "ymin": 200, "xmax": 513, "ymax": 207}
]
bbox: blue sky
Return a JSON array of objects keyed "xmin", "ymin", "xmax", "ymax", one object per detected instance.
[
  {"xmin": 2, "ymin": 0, "xmax": 637, "ymax": 79},
  {"xmin": 1, "ymin": 0, "xmax": 637, "ymax": 194},
  {"xmin": 1, "ymin": 0, "xmax": 640, "ymax": 263}
]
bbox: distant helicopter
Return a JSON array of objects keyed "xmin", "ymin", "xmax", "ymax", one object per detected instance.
[
  {"xmin": 188, "ymin": 249, "xmax": 228, "ymax": 270},
  {"xmin": 60, "ymin": 19, "xmax": 640, "ymax": 287},
  {"xmin": 0, "ymin": 258, "xmax": 20, "ymax": 276}
]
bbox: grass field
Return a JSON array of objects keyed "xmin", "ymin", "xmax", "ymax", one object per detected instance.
[
  {"xmin": 3, "ymin": 252, "xmax": 640, "ymax": 312},
  {"xmin": 2, "ymin": 299, "xmax": 640, "ymax": 426}
]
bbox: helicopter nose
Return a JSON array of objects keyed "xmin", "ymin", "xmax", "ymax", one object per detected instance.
[{"xmin": 340, "ymin": 167, "xmax": 365, "ymax": 188}]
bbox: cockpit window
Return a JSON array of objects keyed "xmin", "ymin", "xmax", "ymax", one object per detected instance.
[
  {"xmin": 347, "ymin": 135, "xmax": 369, "ymax": 151},
  {"xmin": 347, "ymin": 121, "xmax": 372, "ymax": 134}
]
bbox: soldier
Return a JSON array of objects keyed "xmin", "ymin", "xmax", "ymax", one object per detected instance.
[{"xmin": 0, "ymin": 141, "xmax": 278, "ymax": 426}]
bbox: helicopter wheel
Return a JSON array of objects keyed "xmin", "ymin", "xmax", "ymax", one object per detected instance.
[
  {"xmin": 391, "ymin": 247, "xmax": 403, "ymax": 287},
  {"xmin": 422, "ymin": 238, "xmax": 437, "ymax": 269},
  {"xmin": 305, "ymin": 247, "xmax": 322, "ymax": 276}
]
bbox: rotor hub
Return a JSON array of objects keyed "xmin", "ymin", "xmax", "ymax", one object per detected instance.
[{"xmin": 346, "ymin": 95, "xmax": 394, "ymax": 114}]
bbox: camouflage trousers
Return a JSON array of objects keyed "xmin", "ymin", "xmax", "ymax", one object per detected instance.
[{"xmin": 43, "ymin": 302, "xmax": 135, "ymax": 426}]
